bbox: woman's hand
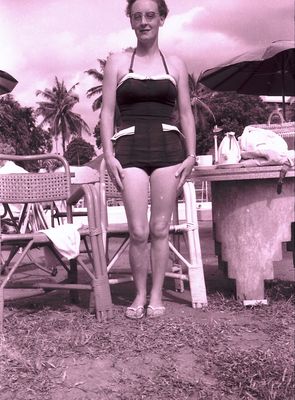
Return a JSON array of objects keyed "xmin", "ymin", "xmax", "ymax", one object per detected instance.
[
  {"xmin": 105, "ymin": 155, "xmax": 125, "ymax": 191},
  {"xmin": 175, "ymin": 156, "xmax": 196, "ymax": 189}
]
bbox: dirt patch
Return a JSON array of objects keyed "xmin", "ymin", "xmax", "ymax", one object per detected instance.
[
  {"xmin": 1, "ymin": 223, "xmax": 294, "ymax": 399},
  {"xmin": 1, "ymin": 281, "xmax": 294, "ymax": 400}
]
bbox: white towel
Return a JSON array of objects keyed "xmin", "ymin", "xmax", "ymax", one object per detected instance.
[
  {"xmin": 40, "ymin": 223, "xmax": 82, "ymax": 260},
  {"xmin": 239, "ymin": 126, "xmax": 288, "ymax": 154}
]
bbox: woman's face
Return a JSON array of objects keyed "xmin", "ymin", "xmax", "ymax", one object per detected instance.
[{"xmin": 130, "ymin": 0, "xmax": 165, "ymax": 41}]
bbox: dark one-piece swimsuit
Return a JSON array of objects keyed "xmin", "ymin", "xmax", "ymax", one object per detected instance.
[{"xmin": 113, "ymin": 49, "xmax": 186, "ymax": 175}]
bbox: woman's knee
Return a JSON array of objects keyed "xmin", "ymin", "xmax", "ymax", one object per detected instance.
[
  {"xmin": 149, "ymin": 219, "xmax": 170, "ymax": 240},
  {"xmin": 129, "ymin": 223, "xmax": 149, "ymax": 244}
]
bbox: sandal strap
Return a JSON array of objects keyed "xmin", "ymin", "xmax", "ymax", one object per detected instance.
[
  {"xmin": 147, "ymin": 305, "xmax": 165, "ymax": 311},
  {"xmin": 127, "ymin": 306, "xmax": 144, "ymax": 311}
]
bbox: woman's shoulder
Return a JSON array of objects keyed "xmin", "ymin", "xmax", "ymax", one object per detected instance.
[
  {"xmin": 105, "ymin": 49, "xmax": 134, "ymax": 82},
  {"xmin": 106, "ymin": 49, "xmax": 133, "ymax": 78},
  {"xmin": 166, "ymin": 53, "xmax": 187, "ymax": 70},
  {"xmin": 164, "ymin": 53, "xmax": 188, "ymax": 81},
  {"xmin": 107, "ymin": 49, "xmax": 133, "ymax": 66}
]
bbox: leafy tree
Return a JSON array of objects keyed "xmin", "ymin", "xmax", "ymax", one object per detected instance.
[
  {"xmin": 93, "ymin": 122, "xmax": 102, "ymax": 149},
  {"xmin": 187, "ymin": 74, "xmax": 273, "ymax": 153},
  {"xmin": 206, "ymin": 92, "xmax": 271, "ymax": 144},
  {"xmin": 36, "ymin": 77, "xmax": 90, "ymax": 154},
  {"xmin": 287, "ymin": 98, "xmax": 295, "ymax": 121},
  {"xmin": 0, "ymin": 95, "xmax": 52, "ymax": 155},
  {"xmin": 64, "ymin": 137, "xmax": 96, "ymax": 166},
  {"xmin": 0, "ymin": 98, "xmax": 13, "ymax": 124}
]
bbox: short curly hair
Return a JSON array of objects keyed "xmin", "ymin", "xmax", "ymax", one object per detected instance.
[{"xmin": 126, "ymin": 0, "xmax": 169, "ymax": 18}]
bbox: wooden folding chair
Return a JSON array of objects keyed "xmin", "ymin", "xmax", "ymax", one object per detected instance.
[
  {"xmin": 95, "ymin": 159, "xmax": 207, "ymax": 308},
  {"xmin": 0, "ymin": 154, "xmax": 112, "ymax": 332}
]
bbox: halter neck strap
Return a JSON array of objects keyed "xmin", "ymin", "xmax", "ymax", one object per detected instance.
[
  {"xmin": 159, "ymin": 50, "xmax": 169, "ymax": 74},
  {"xmin": 129, "ymin": 48, "xmax": 136, "ymax": 73},
  {"xmin": 128, "ymin": 49, "xmax": 170, "ymax": 74}
]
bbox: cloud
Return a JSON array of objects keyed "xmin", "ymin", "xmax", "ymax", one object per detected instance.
[
  {"xmin": 2, "ymin": 0, "xmax": 294, "ymax": 137},
  {"xmin": 185, "ymin": 0, "xmax": 294, "ymax": 47},
  {"xmin": 160, "ymin": 0, "xmax": 294, "ymax": 74},
  {"xmin": 160, "ymin": 6, "xmax": 242, "ymax": 74}
]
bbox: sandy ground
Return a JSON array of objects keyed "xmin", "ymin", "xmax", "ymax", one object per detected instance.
[{"xmin": 2, "ymin": 220, "xmax": 294, "ymax": 400}]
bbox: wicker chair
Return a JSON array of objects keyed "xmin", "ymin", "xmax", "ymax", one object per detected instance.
[
  {"xmin": 51, "ymin": 164, "xmax": 101, "ymax": 227},
  {"xmin": 0, "ymin": 154, "xmax": 112, "ymax": 332},
  {"xmin": 94, "ymin": 158, "xmax": 207, "ymax": 309}
]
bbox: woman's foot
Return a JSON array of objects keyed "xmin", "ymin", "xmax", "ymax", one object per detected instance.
[
  {"xmin": 125, "ymin": 294, "xmax": 146, "ymax": 320},
  {"xmin": 148, "ymin": 290, "xmax": 165, "ymax": 317},
  {"xmin": 125, "ymin": 305, "xmax": 145, "ymax": 319},
  {"xmin": 146, "ymin": 305, "xmax": 166, "ymax": 318}
]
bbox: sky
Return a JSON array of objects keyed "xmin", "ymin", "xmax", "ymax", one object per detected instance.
[{"xmin": 0, "ymin": 0, "xmax": 294, "ymax": 143}]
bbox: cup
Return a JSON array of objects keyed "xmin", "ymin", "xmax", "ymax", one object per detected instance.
[{"xmin": 196, "ymin": 155, "xmax": 213, "ymax": 166}]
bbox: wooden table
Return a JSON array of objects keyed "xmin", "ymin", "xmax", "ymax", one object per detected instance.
[{"xmin": 191, "ymin": 165, "xmax": 295, "ymax": 304}]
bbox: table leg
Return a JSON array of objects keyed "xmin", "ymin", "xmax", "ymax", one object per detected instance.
[{"xmin": 212, "ymin": 178, "xmax": 294, "ymax": 302}]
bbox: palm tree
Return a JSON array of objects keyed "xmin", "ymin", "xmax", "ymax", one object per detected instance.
[
  {"xmin": 188, "ymin": 73, "xmax": 224, "ymax": 155},
  {"xmin": 85, "ymin": 56, "xmax": 124, "ymax": 139},
  {"xmin": 188, "ymin": 73, "xmax": 217, "ymax": 130},
  {"xmin": 85, "ymin": 58, "xmax": 106, "ymax": 112},
  {"xmin": 36, "ymin": 77, "xmax": 90, "ymax": 154},
  {"xmin": 85, "ymin": 49, "xmax": 132, "ymax": 113}
]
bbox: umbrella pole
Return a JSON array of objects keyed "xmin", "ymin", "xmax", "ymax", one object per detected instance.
[
  {"xmin": 282, "ymin": 94, "xmax": 286, "ymax": 121},
  {"xmin": 282, "ymin": 56, "xmax": 286, "ymax": 121},
  {"xmin": 214, "ymin": 134, "xmax": 218, "ymax": 163}
]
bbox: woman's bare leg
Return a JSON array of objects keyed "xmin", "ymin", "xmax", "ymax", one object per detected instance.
[
  {"xmin": 149, "ymin": 164, "xmax": 181, "ymax": 308},
  {"xmin": 121, "ymin": 167, "xmax": 150, "ymax": 308}
]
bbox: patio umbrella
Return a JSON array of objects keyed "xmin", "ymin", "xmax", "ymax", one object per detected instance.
[
  {"xmin": 198, "ymin": 40, "xmax": 295, "ymax": 119},
  {"xmin": 0, "ymin": 70, "xmax": 18, "ymax": 95}
]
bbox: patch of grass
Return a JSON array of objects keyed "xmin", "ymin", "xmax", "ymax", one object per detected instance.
[
  {"xmin": 212, "ymin": 348, "xmax": 294, "ymax": 400},
  {"xmin": 1, "ymin": 280, "xmax": 294, "ymax": 400},
  {"xmin": 119, "ymin": 367, "xmax": 216, "ymax": 400}
]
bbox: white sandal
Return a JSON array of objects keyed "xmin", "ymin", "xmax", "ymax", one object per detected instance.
[
  {"xmin": 125, "ymin": 305, "xmax": 145, "ymax": 320},
  {"xmin": 146, "ymin": 305, "xmax": 166, "ymax": 318}
]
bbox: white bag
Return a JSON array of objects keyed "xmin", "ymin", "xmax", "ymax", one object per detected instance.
[
  {"xmin": 239, "ymin": 126, "xmax": 288, "ymax": 154},
  {"xmin": 218, "ymin": 132, "xmax": 241, "ymax": 164},
  {"xmin": 239, "ymin": 126, "xmax": 294, "ymax": 166}
]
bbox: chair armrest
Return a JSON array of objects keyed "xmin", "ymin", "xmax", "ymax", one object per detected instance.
[
  {"xmin": 67, "ymin": 184, "xmax": 98, "ymax": 225},
  {"xmin": 67, "ymin": 185, "xmax": 87, "ymax": 206}
]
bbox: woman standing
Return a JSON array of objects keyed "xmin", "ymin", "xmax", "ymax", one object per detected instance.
[{"xmin": 100, "ymin": 0, "xmax": 197, "ymax": 318}]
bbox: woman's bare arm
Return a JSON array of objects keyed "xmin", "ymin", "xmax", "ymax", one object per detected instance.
[
  {"xmin": 170, "ymin": 56, "xmax": 196, "ymax": 188},
  {"xmin": 100, "ymin": 53, "xmax": 125, "ymax": 190}
]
